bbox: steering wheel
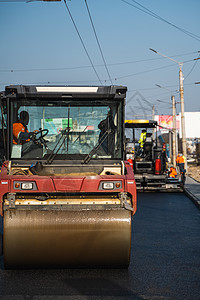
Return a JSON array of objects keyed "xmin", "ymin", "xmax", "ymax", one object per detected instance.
[{"xmin": 31, "ymin": 129, "xmax": 49, "ymax": 142}]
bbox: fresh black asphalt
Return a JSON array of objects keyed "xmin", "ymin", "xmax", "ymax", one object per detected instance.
[{"xmin": 0, "ymin": 192, "xmax": 200, "ymax": 300}]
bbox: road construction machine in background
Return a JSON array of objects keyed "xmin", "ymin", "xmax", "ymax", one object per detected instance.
[
  {"xmin": 125, "ymin": 119, "xmax": 182, "ymax": 191},
  {"xmin": 0, "ymin": 85, "xmax": 137, "ymax": 268}
]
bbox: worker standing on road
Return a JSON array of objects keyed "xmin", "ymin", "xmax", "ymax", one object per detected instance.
[
  {"xmin": 13, "ymin": 111, "xmax": 30, "ymax": 144},
  {"xmin": 176, "ymin": 153, "xmax": 186, "ymax": 173},
  {"xmin": 176, "ymin": 153, "xmax": 180, "ymax": 168}
]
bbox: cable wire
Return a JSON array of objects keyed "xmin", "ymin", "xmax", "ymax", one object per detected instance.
[
  {"xmin": 121, "ymin": 0, "xmax": 200, "ymax": 42},
  {"xmin": 0, "ymin": 51, "xmax": 199, "ymax": 73},
  {"xmin": 116, "ymin": 62, "xmax": 178, "ymax": 80},
  {"xmin": 116, "ymin": 58, "xmax": 197, "ymax": 80},
  {"xmin": 84, "ymin": 0, "xmax": 113, "ymax": 84},
  {"xmin": 0, "ymin": 60, "xmax": 195, "ymax": 86},
  {"xmin": 0, "ymin": 0, "xmax": 41, "ymax": 2},
  {"xmin": 63, "ymin": 0, "xmax": 103, "ymax": 85},
  {"xmin": 131, "ymin": 0, "xmax": 200, "ymax": 40},
  {"xmin": 184, "ymin": 54, "xmax": 200, "ymax": 80}
]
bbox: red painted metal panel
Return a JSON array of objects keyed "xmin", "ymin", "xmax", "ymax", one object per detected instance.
[
  {"xmin": 0, "ymin": 162, "xmax": 10, "ymax": 216},
  {"xmin": 124, "ymin": 161, "xmax": 137, "ymax": 215},
  {"xmin": 53, "ymin": 177, "xmax": 84, "ymax": 192},
  {"xmin": 28, "ymin": 178, "xmax": 55, "ymax": 192}
]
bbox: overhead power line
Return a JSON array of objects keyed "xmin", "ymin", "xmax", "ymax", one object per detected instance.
[
  {"xmin": 115, "ymin": 60, "xmax": 194, "ymax": 80},
  {"xmin": 184, "ymin": 53, "xmax": 200, "ymax": 80},
  {"xmin": 63, "ymin": 0, "xmax": 103, "ymax": 85},
  {"xmin": 84, "ymin": 0, "xmax": 113, "ymax": 85},
  {"xmin": 1, "ymin": 53, "xmax": 198, "ymax": 73},
  {"xmin": 0, "ymin": 59, "xmax": 196, "ymax": 87},
  {"xmin": 121, "ymin": 0, "xmax": 200, "ymax": 42},
  {"xmin": 0, "ymin": 0, "xmax": 61, "ymax": 2},
  {"xmin": 0, "ymin": 80, "xmax": 197, "ymax": 89}
]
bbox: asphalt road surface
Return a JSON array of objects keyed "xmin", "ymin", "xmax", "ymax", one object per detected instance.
[{"xmin": 0, "ymin": 192, "xmax": 200, "ymax": 300}]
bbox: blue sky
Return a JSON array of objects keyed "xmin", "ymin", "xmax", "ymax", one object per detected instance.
[{"xmin": 0, "ymin": 0, "xmax": 200, "ymax": 117}]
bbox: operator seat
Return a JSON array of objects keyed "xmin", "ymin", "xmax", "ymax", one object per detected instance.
[{"xmin": 143, "ymin": 133, "xmax": 153, "ymax": 160}]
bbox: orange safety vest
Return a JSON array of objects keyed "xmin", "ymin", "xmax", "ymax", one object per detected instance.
[
  {"xmin": 13, "ymin": 122, "xmax": 29, "ymax": 144},
  {"xmin": 178, "ymin": 155, "xmax": 185, "ymax": 163},
  {"xmin": 176, "ymin": 155, "xmax": 185, "ymax": 164},
  {"xmin": 169, "ymin": 168, "xmax": 177, "ymax": 178}
]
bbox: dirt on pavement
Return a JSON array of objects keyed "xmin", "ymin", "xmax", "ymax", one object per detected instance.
[{"xmin": 187, "ymin": 164, "xmax": 200, "ymax": 182}]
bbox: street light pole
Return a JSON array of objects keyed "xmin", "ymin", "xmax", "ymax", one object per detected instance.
[
  {"xmin": 152, "ymin": 104, "xmax": 156, "ymax": 141},
  {"xmin": 156, "ymin": 96, "xmax": 177, "ymax": 166},
  {"xmin": 171, "ymin": 95, "xmax": 177, "ymax": 167},
  {"xmin": 155, "ymin": 84, "xmax": 178, "ymax": 166},
  {"xmin": 179, "ymin": 65, "xmax": 187, "ymax": 159},
  {"xmin": 150, "ymin": 48, "xmax": 187, "ymax": 163}
]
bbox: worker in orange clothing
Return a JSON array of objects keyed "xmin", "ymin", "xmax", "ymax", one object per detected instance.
[
  {"xmin": 176, "ymin": 153, "xmax": 180, "ymax": 164},
  {"xmin": 176, "ymin": 153, "xmax": 186, "ymax": 173},
  {"xmin": 13, "ymin": 111, "xmax": 30, "ymax": 145},
  {"xmin": 168, "ymin": 167, "xmax": 177, "ymax": 178}
]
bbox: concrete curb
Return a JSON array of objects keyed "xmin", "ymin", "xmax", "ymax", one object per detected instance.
[
  {"xmin": 184, "ymin": 176, "xmax": 200, "ymax": 209},
  {"xmin": 184, "ymin": 187, "xmax": 200, "ymax": 209}
]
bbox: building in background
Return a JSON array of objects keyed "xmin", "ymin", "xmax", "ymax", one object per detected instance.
[
  {"xmin": 178, "ymin": 112, "xmax": 200, "ymax": 139},
  {"xmin": 155, "ymin": 112, "xmax": 200, "ymax": 156},
  {"xmin": 155, "ymin": 115, "xmax": 180, "ymax": 134}
]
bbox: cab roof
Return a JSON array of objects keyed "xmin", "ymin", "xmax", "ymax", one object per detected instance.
[
  {"xmin": 125, "ymin": 119, "xmax": 157, "ymax": 128},
  {"xmin": 4, "ymin": 85, "xmax": 127, "ymax": 100}
]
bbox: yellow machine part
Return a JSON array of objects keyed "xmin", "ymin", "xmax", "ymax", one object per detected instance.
[{"xmin": 3, "ymin": 208, "xmax": 131, "ymax": 268}]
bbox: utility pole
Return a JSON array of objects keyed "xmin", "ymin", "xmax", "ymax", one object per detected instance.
[
  {"xmin": 150, "ymin": 48, "xmax": 187, "ymax": 166},
  {"xmin": 155, "ymin": 84, "xmax": 178, "ymax": 166},
  {"xmin": 152, "ymin": 104, "xmax": 155, "ymax": 120},
  {"xmin": 179, "ymin": 66, "xmax": 187, "ymax": 159},
  {"xmin": 152, "ymin": 105, "xmax": 156, "ymax": 140},
  {"xmin": 172, "ymin": 96, "xmax": 176, "ymax": 167}
]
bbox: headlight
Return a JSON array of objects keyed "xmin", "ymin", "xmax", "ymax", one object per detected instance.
[
  {"xmin": 14, "ymin": 181, "xmax": 37, "ymax": 190},
  {"xmin": 102, "ymin": 182, "xmax": 114, "ymax": 190},
  {"xmin": 21, "ymin": 182, "xmax": 33, "ymax": 190},
  {"xmin": 99, "ymin": 181, "xmax": 122, "ymax": 190}
]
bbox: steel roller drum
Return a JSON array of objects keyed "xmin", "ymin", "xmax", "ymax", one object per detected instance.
[{"xmin": 3, "ymin": 208, "xmax": 131, "ymax": 268}]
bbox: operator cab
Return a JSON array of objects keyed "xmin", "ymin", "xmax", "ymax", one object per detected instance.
[
  {"xmin": 125, "ymin": 119, "xmax": 167, "ymax": 174},
  {"xmin": 125, "ymin": 120, "xmax": 156, "ymax": 158},
  {"xmin": 0, "ymin": 85, "xmax": 126, "ymax": 167}
]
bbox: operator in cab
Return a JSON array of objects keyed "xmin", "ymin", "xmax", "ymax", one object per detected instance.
[
  {"xmin": 138, "ymin": 129, "xmax": 147, "ymax": 156},
  {"xmin": 98, "ymin": 110, "xmax": 115, "ymax": 155},
  {"xmin": 138, "ymin": 129, "xmax": 147, "ymax": 148},
  {"xmin": 13, "ymin": 111, "xmax": 30, "ymax": 145},
  {"xmin": 13, "ymin": 110, "xmax": 42, "ymax": 157}
]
